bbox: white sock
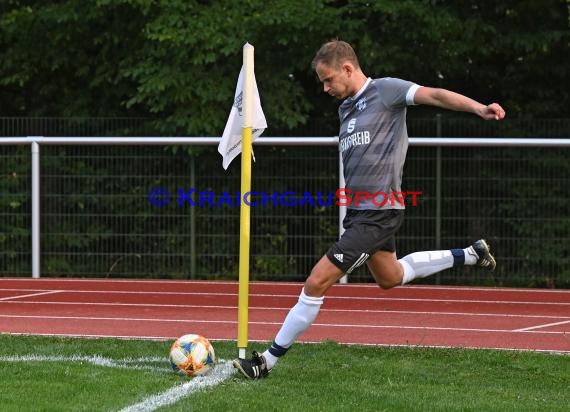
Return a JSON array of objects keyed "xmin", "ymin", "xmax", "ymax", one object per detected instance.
[
  {"xmin": 262, "ymin": 350, "xmax": 278, "ymax": 370},
  {"xmin": 399, "ymin": 250, "xmax": 456, "ymax": 285},
  {"xmin": 463, "ymin": 246, "xmax": 478, "ymax": 265},
  {"xmin": 262, "ymin": 288, "xmax": 323, "ymax": 369}
]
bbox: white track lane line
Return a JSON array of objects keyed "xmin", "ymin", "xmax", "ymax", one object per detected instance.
[
  {"xmin": 3, "ymin": 278, "xmax": 570, "ymax": 294},
  {"xmin": 513, "ymin": 319, "xmax": 570, "ymax": 332},
  {"xmin": 0, "ymin": 290, "xmax": 62, "ymax": 301},
  {"xmin": 1, "ymin": 314, "xmax": 568, "ymax": 335},
  {"xmin": 1, "ymin": 299, "xmax": 569, "ymax": 320},
  {"xmin": 0, "ymin": 288, "xmax": 568, "ymax": 305},
  {"xmin": 7, "ymin": 332, "xmax": 570, "ymax": 354}
]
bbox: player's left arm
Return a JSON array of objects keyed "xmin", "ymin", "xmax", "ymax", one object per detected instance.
[{"xmin": 413, "ymin": 86, "xmax": 506, "ymax": 121}]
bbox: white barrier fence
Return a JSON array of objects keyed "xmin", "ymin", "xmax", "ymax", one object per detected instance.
[{"xmin": 1, "ymin": 136, "xmax": 569, "ymax": 279}]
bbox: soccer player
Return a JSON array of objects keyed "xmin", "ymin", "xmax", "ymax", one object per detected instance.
[{"xmin": 233, "ymin": 40, "xmax": 505, "ymax": 379}]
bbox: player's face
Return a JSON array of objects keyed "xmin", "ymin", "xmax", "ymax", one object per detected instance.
[{"xmin": 315, "ymin": 62, "xmax": 352, "ymax": 99}]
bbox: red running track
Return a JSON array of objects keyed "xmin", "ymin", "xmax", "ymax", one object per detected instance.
[{"xmin": 1, "ymin": 278, "xmax": 569, "ymax": 353}]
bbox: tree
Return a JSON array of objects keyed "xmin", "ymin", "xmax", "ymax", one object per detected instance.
[{"xmin": 2, "ymin": 0, "xmax": 567, "ymax": 135}]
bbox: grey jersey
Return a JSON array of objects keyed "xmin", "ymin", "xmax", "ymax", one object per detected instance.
[{"xmin": 338, "ymin": 77, "xmax": 419, "ymax": 210}]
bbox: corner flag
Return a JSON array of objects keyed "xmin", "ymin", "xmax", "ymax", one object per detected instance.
[
  {"xmin": 219, "ymin": 44, "xmax": 265, "ymax": 359},
  {"xmin": 218, "ymin": 62, "xmax": 267, "ymax": 170}
]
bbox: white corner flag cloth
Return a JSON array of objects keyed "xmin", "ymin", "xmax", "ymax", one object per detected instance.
[{"xmin": 218, "ymin": 66, "xmax": 267, "ymax": 170}]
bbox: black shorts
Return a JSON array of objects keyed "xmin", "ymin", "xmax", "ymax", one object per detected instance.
[{"xmin": 326, "ymin": 209, "xmax": 404, "ymax": 274}]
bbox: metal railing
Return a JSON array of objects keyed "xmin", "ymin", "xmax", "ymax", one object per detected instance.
[{"xmin": 1, "ymin": 136, "xmax": 569, "ymax": 286}]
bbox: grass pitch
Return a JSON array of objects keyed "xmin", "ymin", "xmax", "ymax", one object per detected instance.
[{"xmin": 0, "ymin": 334, "xmax": 568, "ymax": 411}]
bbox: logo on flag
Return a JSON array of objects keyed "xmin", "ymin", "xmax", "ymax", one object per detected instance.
[{"xmin": 218, "ymin": 66, "xmax": 267, "ymax": 170}]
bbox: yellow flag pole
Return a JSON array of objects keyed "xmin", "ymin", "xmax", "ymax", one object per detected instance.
[{"xmin": 237, "ymin": 43, "xmax": 254, "ymax": 359}]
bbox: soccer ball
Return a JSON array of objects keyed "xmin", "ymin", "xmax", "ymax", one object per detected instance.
[{"xmin": 169, "ymin": 334, "xmax": 216, "ymax": 377}]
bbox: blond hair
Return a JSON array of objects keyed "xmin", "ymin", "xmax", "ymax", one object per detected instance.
[{"xmin": 311, "ymin": 40, "xmax": 360, "ymax": 70}]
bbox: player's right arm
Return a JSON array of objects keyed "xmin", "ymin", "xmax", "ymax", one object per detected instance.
[{"xmin": 413, "ymin": 87, "xmax": 506, "ymax": 121}]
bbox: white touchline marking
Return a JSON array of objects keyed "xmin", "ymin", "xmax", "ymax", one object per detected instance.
[
  {"xmin": 118, "ymin": 361, "xmax": 234, "ymax": 412},
  {"xmin": 0, "ymin": 290, "xmax": 62, "ymax": 301},
  {"xmin": 513, "ymin": 319, "xmax": 570, "ymax": 332},
  {"xmin": 0, "ymin": 354, "xmax": 170, "ymax": 373},
  {"xmin": 0, "ymin": 354, "xmax": 238, "ymax": 410}
]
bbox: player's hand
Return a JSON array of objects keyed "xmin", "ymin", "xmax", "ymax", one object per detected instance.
[{"xmin": 479, "ymin": 103, "xmax": 506, "ymax": 121}]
